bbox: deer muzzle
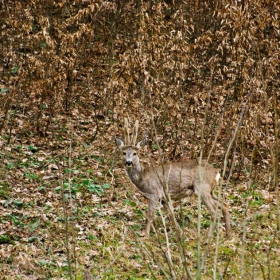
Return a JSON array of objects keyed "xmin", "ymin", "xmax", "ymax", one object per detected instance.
[{"xmin": 125, "ymin": 161, "xmax": 133, "ymax": 167}]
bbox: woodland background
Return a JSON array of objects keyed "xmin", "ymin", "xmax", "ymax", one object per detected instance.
[{"xmin": 0, "ymin": 0, "xmax": 279, "ymax": 279}]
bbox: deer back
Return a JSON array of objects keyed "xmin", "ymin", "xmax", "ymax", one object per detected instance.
[{"xmin": 138, "ymin": 159, "xmax": 219, "ymax": 201}]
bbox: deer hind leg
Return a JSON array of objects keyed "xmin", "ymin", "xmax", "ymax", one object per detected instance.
[
  {"xmin": 200, "ymin": 192, "xmax": 218, "ymax": 239},
  {"xmin": 211, "ymin": 193, "xmax": 231, "ymax": 239}
]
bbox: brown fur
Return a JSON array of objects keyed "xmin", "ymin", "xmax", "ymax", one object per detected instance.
[{"xmin": 116, "ymin": 119, "xmax": 231, "ymax": 238}]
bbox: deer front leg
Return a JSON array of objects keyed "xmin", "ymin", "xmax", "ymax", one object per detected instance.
[
  {"xmin": 144, "ymin": 196, "xmax": 158, "ymax": 237},
  {"xmin": 162, "ymin": 199, "xmax": 184, "ymax": 238}
]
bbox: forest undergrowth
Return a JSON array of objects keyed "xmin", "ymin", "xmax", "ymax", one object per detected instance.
[{"xmin": 0, "ymin": 1, "xmax": 279, "ymax": 279}]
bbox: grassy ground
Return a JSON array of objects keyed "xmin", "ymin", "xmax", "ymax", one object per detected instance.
[
  {"xmin": 1, "ymin": 2, "xmax": 279, "ymax": 278},
  {"xmin": 0, "ymin": 133, "xmax": 279, "ymax": 279}
]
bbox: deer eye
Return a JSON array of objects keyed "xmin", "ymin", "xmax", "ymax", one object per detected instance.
[
  {"xmin": 133, "ymin": 152, "xmax": 136, "ymax": 156},
  {"xmin": 123, "ymin": 152, "xmax": 126, "ymax": 155}
]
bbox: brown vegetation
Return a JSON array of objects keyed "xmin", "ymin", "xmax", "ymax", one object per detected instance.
[{"xmin": 0, "ymin": 0, "xmax": 279, "ymax": 279}]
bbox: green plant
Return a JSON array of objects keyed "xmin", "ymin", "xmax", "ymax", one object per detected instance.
[{"xmin": 83, "ymin": 179, "xmax": 110, "ymax": 196}]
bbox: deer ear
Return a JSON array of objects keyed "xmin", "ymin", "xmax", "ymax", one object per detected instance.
[
  {"xmin": 136, "ymin": 138, "xmax": 147, "ymax": 149},
  {"xmin": 115, "ymin": 137, "xmax": 125, "ymax": 148}
]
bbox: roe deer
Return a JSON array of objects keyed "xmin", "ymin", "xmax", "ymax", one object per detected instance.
[{"xmin": 116, "ymin": 118, "xmax": 231, "ymax": 239}]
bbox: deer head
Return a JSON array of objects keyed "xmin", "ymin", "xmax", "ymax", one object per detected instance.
[{"xmin": 115, "ymin": 118, "xmax": 146, "ymax": 168}]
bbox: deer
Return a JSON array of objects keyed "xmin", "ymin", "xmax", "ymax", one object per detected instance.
[{"xmin": 115, "ymin": 118, "xmax": 231, "ymax": 239}]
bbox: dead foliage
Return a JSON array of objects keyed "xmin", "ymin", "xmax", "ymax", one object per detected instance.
[{"xmin": 0, "ymin": 0, "xmax": 279, "ymax": 279}]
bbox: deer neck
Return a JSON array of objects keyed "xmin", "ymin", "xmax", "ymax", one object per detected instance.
[{"xmin": 126, "ymin": 161, "xmax": 143, "ymax": 187}]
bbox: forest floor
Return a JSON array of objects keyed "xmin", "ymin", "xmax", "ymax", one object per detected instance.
[
  {"xmin": 1, "ymin": 1, "xmax": 280, "ymax": 279},
  {"xmin": 0, "ymin": 119, "xmax": 279, "ymax": 280}
]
